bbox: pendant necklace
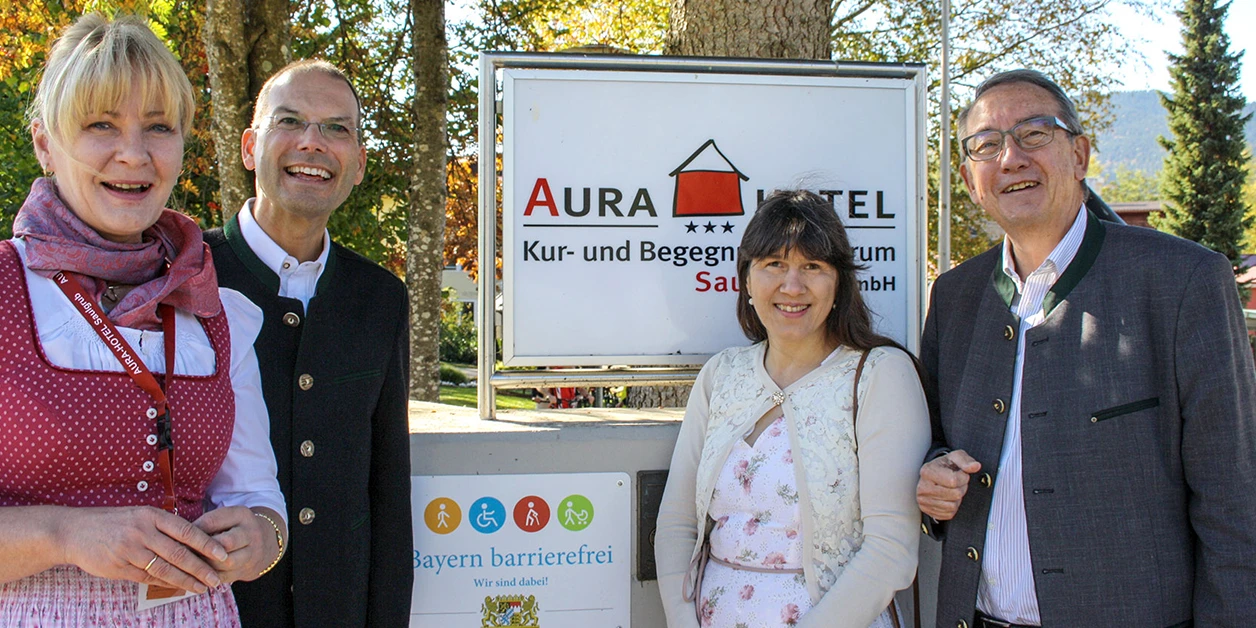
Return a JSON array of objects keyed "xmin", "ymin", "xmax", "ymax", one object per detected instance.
[{"xmin": 101, "ymin": 284, "xmax": 132, "ymax": 312}]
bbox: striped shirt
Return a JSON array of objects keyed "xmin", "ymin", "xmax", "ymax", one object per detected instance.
[{"xmin": 976, "ymin": 205, "xmax": 1088, "ymax": 625}]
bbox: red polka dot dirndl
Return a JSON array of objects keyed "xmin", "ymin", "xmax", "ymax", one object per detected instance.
[{"xmin": 0, "ymin": 241, "xmax": 240, "ymax": 626}]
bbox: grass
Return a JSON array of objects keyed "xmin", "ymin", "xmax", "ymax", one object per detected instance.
[{"xmin": 438, "ymin": 385, "xmax": 536, "ymax": 410}]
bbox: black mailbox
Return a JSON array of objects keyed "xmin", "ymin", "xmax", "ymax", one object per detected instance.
[{"xmin": 636, "ymin": 469, "xmax": 669, "ymax": 581}]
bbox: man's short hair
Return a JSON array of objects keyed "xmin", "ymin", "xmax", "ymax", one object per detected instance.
[
  {"xmin": 252, "ymin": 59, "xmax": 363, "ymax": 136},
  {"xmin": 956, "ymin": 69, "xmax": 1083, "ymax": 141}
]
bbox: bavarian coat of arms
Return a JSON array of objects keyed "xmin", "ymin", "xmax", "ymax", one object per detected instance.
[{"xmin": 481, "ymin": 594, "xmax": 540, "ymax": 627}]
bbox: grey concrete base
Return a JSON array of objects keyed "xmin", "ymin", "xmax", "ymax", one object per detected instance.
[
  {"xmin": 410, "ymin": 401, "xmax": 683, "ymax": 627},
  {"xmin": 409, "ymin": 401, "xmax": 938, "ymax": 627}
]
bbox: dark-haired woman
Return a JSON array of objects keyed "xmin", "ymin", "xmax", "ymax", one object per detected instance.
[{"xmin": 655, "ymin": 190, "xmax": 929, "ymax": 628}]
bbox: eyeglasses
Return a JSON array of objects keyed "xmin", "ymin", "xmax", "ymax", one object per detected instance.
[
  {"xmin": 960, "ymin": 116, "xmax": 1076, "ymax": 161},
  {"xmin": 265, "ymin": 115, "xmax": 359, "ymax": 143}
]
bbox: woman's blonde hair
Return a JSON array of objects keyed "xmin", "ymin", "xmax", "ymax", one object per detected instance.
[{"xmin": 29, "ymin": 13, "xmax": 194, "ymax": 150}]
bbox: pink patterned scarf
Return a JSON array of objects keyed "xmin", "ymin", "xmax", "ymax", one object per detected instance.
[{"xmin": 13, "ymin": 177, "xmax": 222, "ymax": 330}]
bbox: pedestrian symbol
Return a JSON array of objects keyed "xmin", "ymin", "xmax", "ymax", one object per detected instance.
[{"xmin": 423, "ymin": 497, "xmax": 462, "ymax": 534}]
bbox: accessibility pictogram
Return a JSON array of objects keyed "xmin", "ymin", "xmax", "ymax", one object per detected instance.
[{"xmin": 513, "ymin": 495, "xmax": 550, "ymax": 533}]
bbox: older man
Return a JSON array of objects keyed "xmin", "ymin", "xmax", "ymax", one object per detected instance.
[
  {"xmin": 916, "ymin": 69, "xmax": 1256, "ymax": 628},
  {"xmin": 204, "ymin": 60, "xmax": 413, "ymax": 627}
]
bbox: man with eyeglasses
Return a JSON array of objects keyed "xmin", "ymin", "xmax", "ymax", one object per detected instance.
[
  {"xmin": 204, "ymin": 60, "xmax": 413, "ymax": 627},
  {"xmin": 916, "ymin": 69, "xmax": 1256, "ymax": 628}
]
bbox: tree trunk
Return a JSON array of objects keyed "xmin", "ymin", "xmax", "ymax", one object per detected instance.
[
  {"xmin": 627, "ymin": 384, "xmax": 694, "ymax": 409},
  {"xmin": 665, "ymin": 0, "xmax": 831, "ymax": 59},
  {"xmin": 407, "ymin": 0, "xmax": 450, "ymax": 401},
  {"xmin": 203, "ymin": 0, "xmax": 290, "ymax": 220},
  {"xmin": 247, "ymin": 0, "xmax": 292, "ymax": 98},
  {"xmin": 625, "ymin": 0, "xmax": 831, "ymax": 409}
]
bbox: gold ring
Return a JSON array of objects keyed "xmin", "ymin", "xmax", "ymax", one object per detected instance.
[{"xmin": 143, "ymin": 555, "xmax": 159, "ymax": 572}]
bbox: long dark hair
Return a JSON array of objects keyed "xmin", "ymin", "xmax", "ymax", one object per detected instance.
[{"xmin": 735, "ymin": 191, "xmax": 925, "ymax": 381}]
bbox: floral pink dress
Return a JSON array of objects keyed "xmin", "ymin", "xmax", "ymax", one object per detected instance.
[{"xmin": 698, "ymin": 414, "xmax": 812, "ymax": 627}]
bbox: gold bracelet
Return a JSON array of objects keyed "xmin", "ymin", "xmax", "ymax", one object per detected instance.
[{"xmin": 253, "ymin": 511, "xmax": 285, "ymax": 578}]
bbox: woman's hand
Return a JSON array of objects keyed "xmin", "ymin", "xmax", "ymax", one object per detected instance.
[
  {"xmin": 192, "ymin": 506, "xmax": 285, "ymax": 584},
  {"xmin": 59, "ymin": 506, "xmax": 228, "ymax": 593}
]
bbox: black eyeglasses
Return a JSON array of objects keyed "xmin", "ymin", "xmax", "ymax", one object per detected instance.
[
  {"xmin": 264, "ymin": 114, "xmax": 359, "ymax": 143},
  {"xmin": 961, "ymin": 116, "xmax": 1076, "ymax": 161}
]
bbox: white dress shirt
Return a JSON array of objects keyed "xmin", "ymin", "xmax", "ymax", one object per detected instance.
[
  {"xmin": 13, "ymin": 238, "xmax": 287, "ymax": 522},
  {"xmin": 975, "ymin": 205, "xmax": 1088, "ymax": 625},
  {"xmin": 238, "ymin": 198, "xmax": 330, "ymax": 308}
]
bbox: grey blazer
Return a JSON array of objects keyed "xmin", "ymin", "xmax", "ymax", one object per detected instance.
[{"xmin": 921, "ymin": 211, "xmax": 1256, "ymax": 627}]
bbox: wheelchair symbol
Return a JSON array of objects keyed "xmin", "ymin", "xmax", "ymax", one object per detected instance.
[{"xmin": 469, "ymin": 497, "xmax": 505, "ymax": 533}]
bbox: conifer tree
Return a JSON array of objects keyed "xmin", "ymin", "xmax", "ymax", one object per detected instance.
[{"xmin": 1157, "ymin": 0, "xmax": 1252, "ymax": 276}]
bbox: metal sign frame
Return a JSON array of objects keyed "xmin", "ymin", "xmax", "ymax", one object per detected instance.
[{"xmin": 478, "ymin": 52, "xmax": 928, "ymax": 419}]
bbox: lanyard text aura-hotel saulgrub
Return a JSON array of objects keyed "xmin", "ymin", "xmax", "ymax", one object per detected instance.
[{"xmin": 53, "ymin": 271, "xmax": 179, "ymax": 516}]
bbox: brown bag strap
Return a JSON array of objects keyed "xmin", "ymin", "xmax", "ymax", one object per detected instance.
[{"xmin": 852, "ymin": 349, "xmax": 871, "ymax": 449}]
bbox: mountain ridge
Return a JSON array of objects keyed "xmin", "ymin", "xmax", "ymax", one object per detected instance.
[{"xmin": 1092, "ymin": 90, "xmax": 1256, "ymax": 176}]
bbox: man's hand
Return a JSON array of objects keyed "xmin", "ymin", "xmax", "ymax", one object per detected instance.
[
  {"xmin": 193, "ymin": 507, "xmax": 284, "ymax": 584},
  {"xmin": 917, "ymin": 450, "xmax": 982, "ymax": 521}
]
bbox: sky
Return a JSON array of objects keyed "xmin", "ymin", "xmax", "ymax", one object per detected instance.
[{"xmin": 1109, "ymin": 1, "xmax": 1255, "ymax": 100}]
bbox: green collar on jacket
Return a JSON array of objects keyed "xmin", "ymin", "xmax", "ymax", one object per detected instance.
[
  {"xmin": 991, "ymin": 209, "xmax": 1107, "ymax": 318},
  {"xmin": 223, "ymin": 212, "xmax": 339, "ymax": 298}
]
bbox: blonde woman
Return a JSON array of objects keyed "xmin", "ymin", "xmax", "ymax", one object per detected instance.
[{"xmin": 0, "ymin": 14, "xmax": 285, "ymax": 625}]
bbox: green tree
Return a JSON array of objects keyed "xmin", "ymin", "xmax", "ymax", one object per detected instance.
[
  {"xmin": 1091, "ymin": 160, "xmax": 1161, "ymax": 203},
  {"xmin": 1242, "ymin": 156, "xmax": 1256, "ymax": 251},
  {"xmin": 0, "ymin": 71, "xmax": 45, "ymax": 240},
  {"xmin": 1155, "ymin": 0, "xmax": 1252, "ymax": 276}
]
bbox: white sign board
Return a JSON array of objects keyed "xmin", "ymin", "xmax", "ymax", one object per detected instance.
[
  {"xmin": 410, "ymin": 473, "xmax": 631, "ymax": 628},
  {"xmin": 502, "ymin": 68, "xmax": 922, "ymax": 366}
]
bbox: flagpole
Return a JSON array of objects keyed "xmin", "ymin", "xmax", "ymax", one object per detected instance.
[{"xmin": 938, "ymin": 0, "xmax": 952, "ymax": 273}]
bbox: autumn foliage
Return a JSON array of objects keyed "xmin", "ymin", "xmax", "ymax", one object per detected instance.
[{"xmin": 0, "ymin": 1, "xmax": 222, "ymax": 238}]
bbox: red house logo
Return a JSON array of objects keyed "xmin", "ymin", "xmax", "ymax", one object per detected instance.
[{"xmin": 669, "ymin": 139, "xmax": 748, "ymax": 217}]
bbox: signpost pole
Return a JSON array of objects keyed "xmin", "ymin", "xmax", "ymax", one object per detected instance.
[
  {"xmin": 938, "ymin": 0, "xmax": 953, "ymax": 273},
  {"xmin": 477, "ymin": 54, "xmax": 499, "ymax": 420}
]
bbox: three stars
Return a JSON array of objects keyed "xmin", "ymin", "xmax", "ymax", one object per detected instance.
[{"xmin": 685, "ymin": 221, "xmax": 736, "ymax": 234}]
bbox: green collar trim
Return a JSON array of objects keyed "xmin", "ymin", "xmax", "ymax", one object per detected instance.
[
  {"xmin": 993, "ymin": 262, "xmax": 1016, "ymax": 308},
  {"xmin": 1042, "ymin": 210, "xmax": 1105, "ymax": 316},
  {"xmin": 223, "ymin": 211, "xmax": 340, "ymax": 300},
  {"xmin": 224, "ymin": 213, "xmax": 280, "ymax": 294},
  {"xmin": 990, "ymin": 209, "xmax": 1106, "ymax": 316}
]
